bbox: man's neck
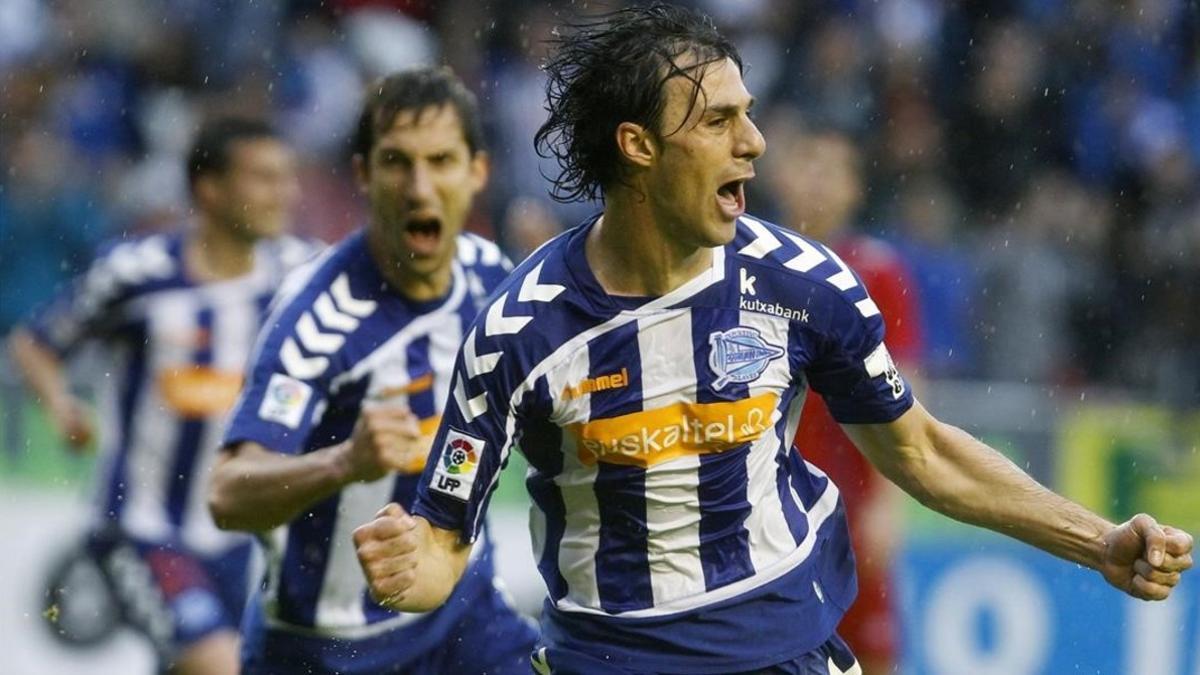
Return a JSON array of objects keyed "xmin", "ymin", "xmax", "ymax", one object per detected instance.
[
  {"xmin": 187, "ymin": 216, "xmax": 257, "ymax": 282},
  {"xmin": 587, "ymin": 189, "xmax": 713, "ymax": 297},
  {"xmin": 365, "ymin": 226, "xmax": 452, "ymax": 302}
]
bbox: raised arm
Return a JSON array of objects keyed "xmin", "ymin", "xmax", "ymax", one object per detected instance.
[
  {"xmin": 353, "ymin": 503, "xmax": 472, "ymax": 612},
  {"xmin": 843, "ymin": 400, "xmax": 1194, "ymax": 600},
  {"xmin": 209, "ymin": 406, "xmax": 426, "ymax": 532}
]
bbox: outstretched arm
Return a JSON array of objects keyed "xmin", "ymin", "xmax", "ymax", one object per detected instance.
[
  {"xmin": 354, "ymin": 503, "xmax": 472, "ymax": 612},
  {"xmin": 844, "ymin": 401, "xmax": 1194, "ymax": 600}
]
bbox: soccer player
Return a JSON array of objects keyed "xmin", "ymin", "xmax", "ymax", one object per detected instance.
[
  {"xmin": 209, "ymin": 67, "xmax": 538, "ymax": 674},
  {"xmin": 354, "ymin": 6, "xmax": 1195, "ymax": 674},
  {"xmin": 767, "ymin": 125, "xmax": 923, "ymax": 674},
  {"xmin": 8, "ymin": 116, "xmax": 312, "ymax": 675}
]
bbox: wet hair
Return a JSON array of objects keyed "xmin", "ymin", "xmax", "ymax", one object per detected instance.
[
  {"xmin": 186, "ymin": 116, "xmax": 280, "ymax": 194},
  {"xmin": 352, "ymin": 66, "xmax": 485, "ymax": 161},
  {"xmin": 534, "ymin": 3, "xmax": 741, "ymax": 203}
]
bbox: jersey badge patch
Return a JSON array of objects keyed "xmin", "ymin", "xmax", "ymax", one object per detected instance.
[
  {"xmin": 430, "ymin": 429, "xmax": 485, "ymax": 500},
  {"xmin": 708, "ymin": 327, "xmax": 785, "ymax": 390},
  {"xmin": 864, "ymin": 342, "xmax": 905, "ymax": 399},
  {"xmin": 257, "ymin": 373, "xmax": 313, "ymax": 429}
]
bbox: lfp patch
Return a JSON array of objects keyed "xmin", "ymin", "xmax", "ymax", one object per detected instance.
[
  {"xmin": 258, "ymin": 373, "xmax": 313, "ymax": 429},
  {"xmin": 430, "ymin": 430, "xmax": 485, "ymax": 501},
  {"xmin": 708, "ymin": 327, "xmax": 785, "ymax": 390}
]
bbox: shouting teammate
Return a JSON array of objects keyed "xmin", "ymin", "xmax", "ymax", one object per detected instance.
[
  {"xmin": 354, "ymin": 5, "xmax": 1194, "ymax": 674},
  {"xmin": 210, "ymin": 67, "xmax": 537, "ymax": 674},
  {"xmin": 9, "ymin": 117, "xmax": 312, "ymax": 675}
]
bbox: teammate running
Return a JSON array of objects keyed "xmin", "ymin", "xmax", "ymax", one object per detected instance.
[
  {"xmin": 210, "ymin": 67, "xmax": 538, "ymax": 674},
  {"xmin": 354, "ymin": 6, "xmax": 1194, "ymax": 674},
  {"xmin": 8, "ymin": 117, "xmax": 312, "ymax": 675}
]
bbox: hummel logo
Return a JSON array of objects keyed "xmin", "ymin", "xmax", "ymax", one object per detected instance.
[{"xmin": 740, "ymin": 267, "xmax": 757, "ymax": 296}]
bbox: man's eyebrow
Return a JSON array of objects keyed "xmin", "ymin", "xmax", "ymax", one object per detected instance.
[{"xmin": 704, "ymin": 97, "xmax": 756, "ymax": 116}]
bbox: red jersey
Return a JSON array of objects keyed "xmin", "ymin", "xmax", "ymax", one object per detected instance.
[{"xmin": 795, "ymin": 233, "xmax": 923, "ymax": 522}]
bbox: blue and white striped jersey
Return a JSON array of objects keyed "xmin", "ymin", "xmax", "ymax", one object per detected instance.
[
  {"xmin": 221, "ymin": 230, "xmax": 512, "ymax": 643},
  {"xmin": 27, "ymin": 232, "xmax": 319, "ymax": 556},
  {"xmin": 413, "ymin": 215, "xmax": 915, "ymax": 672}
]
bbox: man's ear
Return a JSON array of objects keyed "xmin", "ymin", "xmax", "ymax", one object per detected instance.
[
  {"xmin": 192, "ymin": 175, "xmax": 222, "ymax": 212},
  {"xmin": 468, "ymin": 150, "xmax": 490, "ymax": 192},
  {"xmin": 352, "ymin": 154, "xmax": 370, "ymax": 195},
  {"xmin": 616, "ymin": 121, "xmax": 656, "ymax": 170}
]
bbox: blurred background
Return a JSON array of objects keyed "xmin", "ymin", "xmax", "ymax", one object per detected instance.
[{"xmin": 1, "ymin": 1, "xmax": 1199, "ymax": 673}]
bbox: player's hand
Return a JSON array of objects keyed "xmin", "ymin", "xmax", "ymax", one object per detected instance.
[
  {"xmin": 343, "ymin": 407, "xmax": 425, "ymax": 483},
  {"xmin": 354, "ymin": 502, "xmax": 426, "ymax": 609},
  {"xmin": 1099, "ymin": 513, "xmax": 1194, "ymax": 600},
  {"xmin": 48, "ymin": 395, "xmax": 94, "ymax": 452}
]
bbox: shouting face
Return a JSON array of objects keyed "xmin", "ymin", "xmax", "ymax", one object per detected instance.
[
  {"xmin": 357, "ymin": 104, "xmax": 488, "ymax": 292},
  {"xmin": 643, "ymin": 57, "xmax": 765, "ymax": 248}
]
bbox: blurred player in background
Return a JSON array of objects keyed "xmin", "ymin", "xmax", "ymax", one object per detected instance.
[
  {"xmin": 209, "ymin": 67, "xmax": 537, "ymax": 675},
  {"xmin": 354, "ymin": 6, "xmax": 1194, "ymax": 674},
  {"xmin": 7, "ymin": 117, "xmax": 313, "ymax": 675},
  {"xmin": 767, "ymin": 122, "xmax": 923, "ymax": 674}
]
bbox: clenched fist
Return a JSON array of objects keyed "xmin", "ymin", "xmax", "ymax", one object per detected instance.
[
  {"xmin": 1100, "ymin": 513, "xmax": 1194, "ymax": 601},
  {"xmin": 354, "ymin": 502, "xmax": 457, "ymax": 612},
  {"xmin": 340, "ymin": 406, "xmax": 428, "ymax": 483}
]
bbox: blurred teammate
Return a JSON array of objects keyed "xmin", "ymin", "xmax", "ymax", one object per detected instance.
[
  {"xmin": 353, "ymin": 5, "xmax": 1193, "ymax": 674},
  {"xmin": 8, "ymin": 117, "xmax": 312, "ymax": 675},
  {"xmin": 209, "ymin": 67, "xmax": 538, "ymax": 674},
  {"xmin": 767, "ymin": 124, "xmax": 923, "ymax": 673}
]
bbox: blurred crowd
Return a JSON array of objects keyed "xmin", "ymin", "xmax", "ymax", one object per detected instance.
[{"xmin": 2, "ymin": 0, "xmax": 1200, "ymax": 404}]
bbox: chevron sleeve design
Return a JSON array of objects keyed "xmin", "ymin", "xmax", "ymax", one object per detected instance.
[
  {"xmin": 413, "ymin": 260, "xmax": 563, "ymax": 542},
  {"xmin": 27, "ymin": 237, "xmax": 176, "ymax": 354}
]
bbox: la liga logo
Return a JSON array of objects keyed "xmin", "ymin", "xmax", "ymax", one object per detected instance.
[
  {"xmin": 443, "ymin": 437, "xmax": 478, "ymax": 475},
  {"xmin": 271, "ymin": 379, "xmax": 307, "ymax": 405}
]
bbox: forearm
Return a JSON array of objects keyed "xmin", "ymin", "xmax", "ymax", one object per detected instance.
[
  {"xmin": 208, "ymin": 441, "xmax": 354, "ymax": 532},
  {"xmin": 851, "ymin": 406, "xmax": 1113, "ymax": 570},
  {"xmin": 7, "ymin": 329, "xmax": 71, "ymax": 410}
]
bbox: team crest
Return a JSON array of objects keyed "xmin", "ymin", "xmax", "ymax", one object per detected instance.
[{"xmin": 708, "ymin": 327, "xmax": 785, "ymax": 390}]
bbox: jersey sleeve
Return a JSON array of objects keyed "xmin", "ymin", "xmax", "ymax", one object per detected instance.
[
  {"xmin": 805, "ymin": 289, "xmax": 915, "ymax": 425},
  {"xmin": 411, "ymin": 330, "xmax": 525, "ymax": 544},
  {"xmin": 24, "ymin": 242, "xmax": 153, "ymax": 355},
  {"xmin": 221, "ymin": 292, "xmax": 335, "ymax": 456}
]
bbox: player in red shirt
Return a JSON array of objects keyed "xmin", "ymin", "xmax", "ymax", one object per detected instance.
[{"xmin": 766, "ymin": 122, "xmax": 923, "ymax": 674}]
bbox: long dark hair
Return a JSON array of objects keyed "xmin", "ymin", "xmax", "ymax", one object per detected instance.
[{"xmin": 534, "ymin": 3, "xmax": 741, "ymax": 203}]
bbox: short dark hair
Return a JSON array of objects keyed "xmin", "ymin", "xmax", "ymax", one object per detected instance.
[
  {"xmin": 352, "ymin": 66, "xmax": 485, "ymax": 160},
  {"xmin": 534, "ymin": 3, "xmax": 741, "ymax": 203},
  {"xmin": 187, "ymin": 116, "xmax": 280, "ymax": 193}
]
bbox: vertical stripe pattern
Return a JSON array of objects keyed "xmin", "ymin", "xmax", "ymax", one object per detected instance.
[
  {"xmin": 589, "ymin": 322, "xmax": 652, "ymax": 612},
  {"xmin": 637, "ymin": 310, "xmax": 706, "ymax": 602}
]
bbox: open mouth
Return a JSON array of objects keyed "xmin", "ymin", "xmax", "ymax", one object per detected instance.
[
  {"xmin": 716, "ymin": 179, "xmax": 746, "ymax": 219},
  {"xmin": 403, "ymin": 217, "xmax": 443, "ymax": 257}
]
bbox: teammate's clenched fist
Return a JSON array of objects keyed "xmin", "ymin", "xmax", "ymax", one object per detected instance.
[{"xmin": 339, "ymin": 406, "xmax": 424, "ymax": 483}]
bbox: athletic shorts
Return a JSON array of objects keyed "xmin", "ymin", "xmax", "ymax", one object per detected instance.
[
  {"xmin": 86, "ymin": 528, "xmax": 253, "ymax": 658},
  {"xmin": 530, "ymin": 632, "xmax": 860, "ymax": 675},
  {"xmin": 241, "ymin": 577, "xmax": 539, "ymax": 675}
]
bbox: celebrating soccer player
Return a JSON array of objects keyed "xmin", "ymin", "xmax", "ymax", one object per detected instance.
[
  {"xmin": 353, "ymin": 5, "xmax": 1194, "ymax": 674},
  {"xmin": 8, "ymin": 117, "xmax": 313, "ymax": 675},
  {"xmin": 210, "ymin": 67, "xmax": 537, "ymax": 674}
]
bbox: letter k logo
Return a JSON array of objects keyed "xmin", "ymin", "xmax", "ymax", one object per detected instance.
[{"xmin": 740, "ymin": 267, "xmax": 757, "ymax": 296}]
